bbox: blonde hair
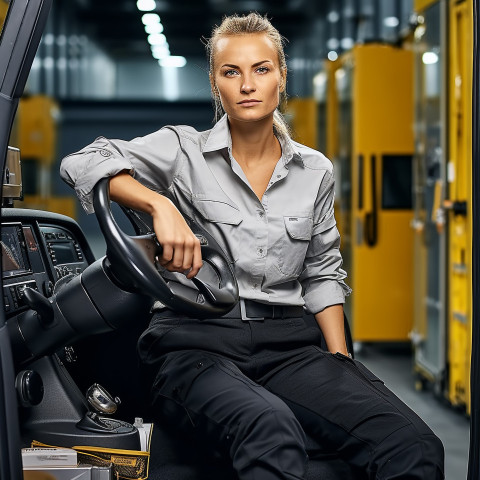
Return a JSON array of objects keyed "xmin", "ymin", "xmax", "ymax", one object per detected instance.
[{"xmin": 205, "ymin": 12, "xmax": 290, "ymax": 138}]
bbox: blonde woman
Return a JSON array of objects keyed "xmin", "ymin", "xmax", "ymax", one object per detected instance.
[{"xmin": 61, "ymin": 12, "xmax": 444, "ymax": 480}]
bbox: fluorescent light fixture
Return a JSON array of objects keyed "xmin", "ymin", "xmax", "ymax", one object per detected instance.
[
  {"xmin": 137, "ymin": 0, "xmax": 156, "ymax": 11},
  {"xmin": 148, "ymin": 33, "xmax": 167, "ymax": 45},
  {"xmin": 422, "ymin": 51, "xmax": 439, "ymax": 64},
  {"xmin": 151, "ymin": 45, "xmax": 170, "ymax": 59},
  {"xmin": 142, "ymin": 13, "xmax": 161, "ymax": 25},
  {"xmin": 145, "ymin": 23, "xmax": 164, "ymax": 34},
  {"xmin": 159, "ymin": 56, "xmax": 187, "ymax": 68},
  {"xmin": 384, "ymin": 16, "xmax": 400, "ymax": 28}
]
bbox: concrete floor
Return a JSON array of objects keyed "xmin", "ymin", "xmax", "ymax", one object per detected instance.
[{"xmin": 356, "ymin": 343, "xmax": 470, "ymax": 480}]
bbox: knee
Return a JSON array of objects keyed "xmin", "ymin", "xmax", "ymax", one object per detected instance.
[
  {"xmin": 419, "ymin": 433, "xmax": 445, "ymax": 475},
  {"xmin": 378, "ymin": 427, "xmax": 445, "ymax": 479}
]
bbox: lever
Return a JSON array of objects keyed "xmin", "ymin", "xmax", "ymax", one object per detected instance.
[
  {"xmin": 86, "ymin": 383, "xmax": 120, "ymax": 415},
  {"xmin": 23, "ymin": 287, "xmax": 55, "ymax": 327}
]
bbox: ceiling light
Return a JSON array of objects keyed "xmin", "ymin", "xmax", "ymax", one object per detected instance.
[
  {"xmin": 384, "ymin": 16, "xmax": 399, "ymax": 28},
  {"xmin": 148, "ymin": 33, "xmax": 166, "ymax": 45},
  {"xmin": 340, "ymin": 38, "xmax": 354, "ymax": 50},
  {"xmin": 145, "ymin": 23, "xmax": 164, "ymax": 34},
  {"xmin": 327, "ymin": 11, "xmax": 339, "ymax": 23},
  {"xmin": 327, "ymin": 51, "xmax": 338, "ymax": 61},
  {"xmin": 151, "ymin": 45, "xmax": 170, "ymax": 59},
  {"xmin": 327, "ymin": 38, "xmax": 339, "ymax": 50},
  {"xmin": 422, "ymin": 51, "xmax": 439, "ymax": 65},
  {"xmin": 142, "ymin": 13, "xmax": 161, "ymax": 25},
  {"xmin": 159, "ymin": 56, "xmax": 187, "ymax": 68},
  {"xmin": 137, "ymin": 0, "xmax": 156, "ymax": 11}
]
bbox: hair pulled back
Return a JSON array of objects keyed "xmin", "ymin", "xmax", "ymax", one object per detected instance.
[{"xmin": 205, "ymin": 12, "xmax": 290, "ymax": 138}]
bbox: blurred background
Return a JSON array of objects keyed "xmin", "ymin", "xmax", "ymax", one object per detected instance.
[{"xmin": 0, "ymin": 0, "xmax": 472, "ymax": 478}]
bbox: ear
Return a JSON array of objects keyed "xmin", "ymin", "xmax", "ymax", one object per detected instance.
[{"xmin": 279, "ymin": 67, "xmax": 287, "ymax": 93}]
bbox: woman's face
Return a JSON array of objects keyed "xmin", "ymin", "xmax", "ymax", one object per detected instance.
[{"xmin": 211, "ymin": 33, "xmax": 286, "ymax": 125}]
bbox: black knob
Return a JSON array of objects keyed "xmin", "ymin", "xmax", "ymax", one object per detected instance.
[
  {"xmin": 23, "ymin": 287, "xmax": 55, "ymax": 326},
  {"xmin": 15, "ymin": 370, "xmax": 44, "ymax": 407}
]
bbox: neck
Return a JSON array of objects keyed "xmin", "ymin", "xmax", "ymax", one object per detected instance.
[{"xmin": 228, "ymin": 115, "xmax": 280, "ymax": 165}]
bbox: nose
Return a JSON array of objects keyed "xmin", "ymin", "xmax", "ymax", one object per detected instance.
[{"xmin": 241, "ymin": 73, "xmax": 256, "ymax": 94}]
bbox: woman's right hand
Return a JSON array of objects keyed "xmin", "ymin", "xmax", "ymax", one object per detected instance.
[
  {"xmin": 151, "ymin": 198, "xmax": 203, "ymax": 279},
  {"xmin": 109, "ymin": 172, "xmax": 203, "ymax": 279}
]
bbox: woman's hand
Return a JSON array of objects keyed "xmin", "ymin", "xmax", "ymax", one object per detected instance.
[
  {"xmin": 151, "ymin": 198, "xmax": 203, "ymax": 279},
  {"xmin": 109, "ymin": 172, "xmax": 203, "ymax": 278}
]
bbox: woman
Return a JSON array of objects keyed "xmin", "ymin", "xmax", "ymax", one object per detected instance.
[{"xmin": 61, "ymin": 12, "xmax": 444, "ymax": 480}]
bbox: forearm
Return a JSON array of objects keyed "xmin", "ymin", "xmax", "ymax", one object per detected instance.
[
  {"xmin": 109, "ymin": 172, "xmax": 169, "ymax": 215},
  {"xmin": 314, "ymin": 304, "xmax": 348, "ymax": 355}
]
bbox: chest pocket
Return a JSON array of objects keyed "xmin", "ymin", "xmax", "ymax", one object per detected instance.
[
  {"xmin": 276, "ymin": 215, "xmax": 313, "ymax": 277},
  {"xmin": 192, "ymin": 199, "xmax": 243, "ymax": 262}
]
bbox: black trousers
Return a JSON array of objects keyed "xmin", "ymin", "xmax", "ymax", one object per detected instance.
[{"xmin": 138, "ymin": 310, "xmax": 445, "ymax": 480}]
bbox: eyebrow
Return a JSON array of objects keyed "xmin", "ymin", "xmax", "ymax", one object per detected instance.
[{"xmin": 221, "ymin": 60, "xmax": 273, "ymax": 69}]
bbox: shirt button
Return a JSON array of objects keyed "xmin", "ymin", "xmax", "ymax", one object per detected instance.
[
  {"xmin": 259, "ymin": 211, "xmax": 264, "ymax": 218},
  {"xmin": 276, "ymin": 174, "xmax": 281, "ymax": 178},
  {"xmin": 253, "ymin": 283, "xmax": 258, "ymax": 289}
]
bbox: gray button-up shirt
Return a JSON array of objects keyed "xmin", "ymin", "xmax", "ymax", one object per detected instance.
[{"xmin": 60, "ymin": 114, "xmax": 351, "ymax": 313}]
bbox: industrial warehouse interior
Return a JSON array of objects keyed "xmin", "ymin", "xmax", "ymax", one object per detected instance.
[{"xmin": 0, "ymin": 1, "xmax": 476, "ymax": 479}]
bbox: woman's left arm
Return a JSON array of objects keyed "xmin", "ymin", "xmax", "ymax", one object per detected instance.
[
  {"xmin": 299, "ymin": 168, "xmax": 352, "ymax": 354},
  {"xmin": 314, "ymin": 304, "xmax": 348, "ymax": 355}
]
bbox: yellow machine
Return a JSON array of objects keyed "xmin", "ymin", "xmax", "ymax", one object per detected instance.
[
  {"xmin": 13, "ymin": 95, "xmax": 76, "ymax": 217},
  {"xmin": 446, "ymin": 0, "xmax": 472, "ymax": 413},
  {"xmin": 331, "ymin": 44, "xmax": 415, "ymax": 342},
  {"xmin": 286, "ymin": 97, "xmax": 318, "ymax": 150}
]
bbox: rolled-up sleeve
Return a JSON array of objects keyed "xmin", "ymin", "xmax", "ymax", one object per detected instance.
[
  {"xmin": 60, "ymin": 127, "xmax": 182, "ymax": 213},
  {"xmin": 299, "ymin": 168, "xmax": 351, "ymax": 314}
]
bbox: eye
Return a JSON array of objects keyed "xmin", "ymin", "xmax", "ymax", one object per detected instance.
[
  {"xmin": 256, "ymin": 66, "xmax": 270, "ymax": 74},
  {"xmin": 223, "ymin": 69, "xmax": 239, "ymax": 77}
]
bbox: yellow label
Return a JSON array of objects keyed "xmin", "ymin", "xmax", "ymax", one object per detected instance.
[{"xmin": 111, "ymin": 456, "xmax": 137, "ymax": 467}]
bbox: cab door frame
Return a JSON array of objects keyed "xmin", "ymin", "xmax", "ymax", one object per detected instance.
[
  {"xmin": 0, "ymin": 1, "xmax": 52, "ymax": 479},
  {"xmin": 468, "ymin": 1, "xmax": 480, "ymax": 477}
]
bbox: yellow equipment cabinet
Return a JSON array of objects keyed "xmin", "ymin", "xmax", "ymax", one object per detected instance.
[
  {"xmin": 411, "ymin": 0, "xmax": 448, "ymax": 396},
  {"xmin": 15, "ymin": 95, "xmax": 76, "ymax": 218},
  {"xmin": 333, "ymin": 44, "xmax": 415, "ymax": 342},
  {"xmin": 447, "ymin": 0, "xmax": 472, "ymax": 413}
]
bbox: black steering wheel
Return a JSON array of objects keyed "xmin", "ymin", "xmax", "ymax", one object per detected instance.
[{"xmin": 92, "ymin": 178, "xmax": 239, "ymax": 317}]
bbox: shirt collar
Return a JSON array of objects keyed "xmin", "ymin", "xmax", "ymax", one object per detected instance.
[{"xmin": 202, "ymin": 114, "xmax": 304, "ymax": 166}]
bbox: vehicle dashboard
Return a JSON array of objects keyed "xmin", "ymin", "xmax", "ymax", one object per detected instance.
[{"xmin": 1, "ymin": 208, "xmax": 95, "ymax": 319}]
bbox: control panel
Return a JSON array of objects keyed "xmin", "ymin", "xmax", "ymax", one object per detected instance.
[
  {"xmin": 1, "ymin": 212, "xmax": 94, "ymax": 317},
  {"xmin": 40, "ymin": 225, "xmax": 88, "ymax": 280}
]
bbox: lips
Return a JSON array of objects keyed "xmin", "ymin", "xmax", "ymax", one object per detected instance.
[{"xmin": 237, "ymin": 99, "xmax": 261, "ymax": 105}]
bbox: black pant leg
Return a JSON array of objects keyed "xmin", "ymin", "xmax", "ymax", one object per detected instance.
[
  {"xmin": 151, "ymin": 350, "xmax": 308, "ymax": 480},
  {"xmin": 258, "ymin": 347, "xmax": 445, "ymax": 480}
]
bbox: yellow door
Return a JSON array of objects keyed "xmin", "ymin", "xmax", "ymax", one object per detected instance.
[{"xmin": 447, "ymin": 0, "xmax": 472, "ymax": 414}]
